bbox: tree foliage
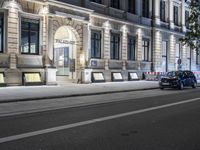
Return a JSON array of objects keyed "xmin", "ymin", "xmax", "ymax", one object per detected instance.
[{"xmin": 180, "ymin": 0, "xmax": 200, "ymax": 54}]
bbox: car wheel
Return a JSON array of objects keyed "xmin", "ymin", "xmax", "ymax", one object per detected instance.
[
  {"xmin": 178, "ymin": 82, "xmax": 184, "ymax": 90},
  {"xmin": 192, "ymin": 81, "xmax": 197, "ymax": 88}
]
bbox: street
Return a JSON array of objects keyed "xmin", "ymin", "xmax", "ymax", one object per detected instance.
[{"xmin": 0, "ymin": 88, "xmax": 200, "ymax": 150}]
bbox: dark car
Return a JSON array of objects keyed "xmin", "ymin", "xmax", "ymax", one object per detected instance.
[{"xmin": 159, "ymin": 70, "xmax": 197, "ymax": 90}]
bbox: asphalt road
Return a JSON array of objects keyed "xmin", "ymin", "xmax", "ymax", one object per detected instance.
[{"xmin": 0, "ymin": 88, "xmax": 200, "ymax": 150}]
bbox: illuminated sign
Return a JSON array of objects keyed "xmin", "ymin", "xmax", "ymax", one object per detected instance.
[
  {"xmin": 91, "ymin": 60, "xmax": 97, "ymax": 67},
  {"xmin": 129, "ymin": 72, "xmax": 139, "ymax": 80},
  {"xmin": 55, "ymin": 39, "xmax": 76, "ymax": 45},
  {"xmin": 112, "ymin": 72, "xmax": 123, "ymax": 81},
  {"xmin": 24, "ymin": 73, "xmax": 41, "ymax": 83},
  {"xmin": 55, "ymin": 11, "xmax": 86, "ymax": 21},
  {"xmin": 92, "ymin": 72, "xmax": 105, "ymax": 82},
  {"xmin": 0, "ymin": 73, "xmax": 5, "ymax": 84}
]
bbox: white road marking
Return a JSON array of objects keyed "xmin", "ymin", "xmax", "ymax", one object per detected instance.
[{"xmin": 0, "ymin": 97, "xmax": 200, "ymax": 144}]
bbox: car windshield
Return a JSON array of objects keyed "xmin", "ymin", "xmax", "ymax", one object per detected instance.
[{"xmin": 166, "ymin": 71, "xmax": 182, "ymax": 77}]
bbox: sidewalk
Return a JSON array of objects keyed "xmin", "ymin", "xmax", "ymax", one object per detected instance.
[{"xmin": 0, "ymin": 81, "xmax": 159, "ymax": 103}]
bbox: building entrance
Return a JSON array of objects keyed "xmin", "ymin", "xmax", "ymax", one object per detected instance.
[{"xmin": 54, "ymin": 26, "xmax": 77, "ymax": 81}]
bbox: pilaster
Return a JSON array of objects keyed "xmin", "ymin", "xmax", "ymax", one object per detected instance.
[
  {"xmin": 103, "ymin": 21, "xmax": 111, "ymax": 70},
  {"xmin": 168, "ymin": 34, "xmax": 176, "ymax": 71},
  {"xmin": 169, "ymin": 0, "xmax": 174, "ymax": 29},
  {"xmin": 152, "ymin": 30, "xmax": 162, "ymax": 72}
]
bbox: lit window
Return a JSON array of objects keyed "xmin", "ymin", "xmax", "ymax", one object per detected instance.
[
  {"xmin": 142, "ymin": 39, "xmax": 150, "ymax": 61},
  {"xmin": 91, "ymin": 30, "xmax": 101, "ymax": 58},
  {"xmin": 110, "ymin": 33, "xmax": 120, "ymax": 60},
  {"xmin": 21, "ymin": 18, "xmax": 40, "ymax": 55},
  {"xmin": 127, "ymin": 36, "xmax": 136, "ymax": 60},
  {"xmin": 0, "ymin": 14, "xmax": 3, "ymax": 53}
]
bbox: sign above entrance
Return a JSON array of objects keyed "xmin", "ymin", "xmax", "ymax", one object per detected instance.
[
  {"xmin": 55, "ymin": 39, "xmax": 76, "ymax": 45},
  {"xmin": 55, "ymin": 11, "xmax": 86, "ymax": 21}
]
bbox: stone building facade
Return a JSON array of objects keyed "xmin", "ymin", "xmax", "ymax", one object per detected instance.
[{"xmin": 0, "ymin": 0, "xmax": 199, "ymax": 85}]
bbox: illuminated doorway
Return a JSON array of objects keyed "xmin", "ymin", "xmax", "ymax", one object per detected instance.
[{"xmin": 54, "ymin": 26, "xmax": 77, "ymax": 80}]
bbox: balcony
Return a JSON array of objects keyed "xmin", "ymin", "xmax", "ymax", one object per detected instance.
[
  {"xmin": 160, "ymin": 21, "xmax": 169, "ymax": 29},
  {"xmin": 86, "ymin": 2, "xmax": 107, "ymax": 14},
  {"xmin": 108, "ymin": 7, "xmax": 125, "ymax": 19},
  {"xmin": 126, "ymin": 12, "xmax": 140, "ymax": 24},
  {"xmin": 141, "ymin": 17, "xmax": 151, "ymax": 26},
  {"xmin": 174, "ymin": 25, "xmax": 182, "ymax": 33}
]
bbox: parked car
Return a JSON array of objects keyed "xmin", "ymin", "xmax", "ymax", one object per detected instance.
[{"xmin": 159, "ymin": 70, "xmax": 197, "ymax": 90}]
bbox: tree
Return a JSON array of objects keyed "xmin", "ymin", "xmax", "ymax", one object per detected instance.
[{"xmin": 180, "ymin": 0, "xmax": 200, "ymax": 54}]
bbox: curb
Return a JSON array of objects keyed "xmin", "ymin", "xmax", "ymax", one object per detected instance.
[{"xmin": 0, "ymin": 87, "xmax": 158, "ymax": 104}]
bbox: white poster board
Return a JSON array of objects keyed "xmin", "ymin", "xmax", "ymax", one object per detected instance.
[
  {"xmin": 129, "ymin": 72, "xmax": 139, "ymax": 80},
  {"xmin": 0, "ymin": 73, "xmax": 5, "ymax": 83},
  {"xmin": 112, "ymin": 72, "xmax": 123, "ymax": 81},
  {"xmin": 24, "ymin": 73, "xmax": 41, "ymax": 83},
  {"xmin": 92, "ymin": 72, "xmax": 105, "ymax": 82}
]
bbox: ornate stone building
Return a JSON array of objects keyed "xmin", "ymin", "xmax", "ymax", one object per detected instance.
[{"xmin": 0, "ymin": 0, "xmax": 199, "ymax": 85}]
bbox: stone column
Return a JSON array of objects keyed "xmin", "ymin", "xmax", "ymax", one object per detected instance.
[
  {"xmin": 103, "ymin": 21, "xmax": 111, "ymax": 70},
  {"xmin": 168, "ymin": 34, "xmax": 176, "ymax": 71},
  {"xmin": 152, "ymin": 30, "xmax": 162, "ymax": 72},
  {"xmin": 3, "ymin": 0, "xmax": 21, "ymax": 85},
  {"xmin": 3, "ymin": 0, "xmax": 21, "ymax": 69},
  {"xmin": 191, "ymin": 49, "xmax": 197, "ymax": 71},
  {"xmin": 121, "ymin": 25, "xmax": 128, "ymax": 70},
  {"xmin": 181, "ymin": 45, "xmax": 187, "ymax": 70},
  {"xmin": 136, "ymin": 0, "xmax": 142, "ymax": 16},
  {"xmin": 169, "ymin": 0, "xmax": 174, "ymax": 29},
  {"xmin": 181, "ymin": 0, "xmax": 186, "ymax": 32},
  {"xmin": 154, "ymin": 0, "xmax": 160, "ymax": 26},
  {"xmin": 83, "ymin": 23, "xmax": 90, "ymax": 66},
  {"xmin": 136, "ymin": 28, "xmax": 143, "ymax": 61},
  {"xmin": 48, "ymin": 16, "xmax": 54, "ymax": 63}
]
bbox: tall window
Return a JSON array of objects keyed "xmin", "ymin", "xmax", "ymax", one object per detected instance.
[
  {"xmin": 91, "ymin": 30, "xmax": 101, "ymax": 58},
  {"xmin": 185, "ymin": 10, "xmax": 190, "ymax": 29},
  {"xmin": 110, "ymin": 33, "xmax": 120, "ymax": 59},
  {"xmin": 21, "ymin": 18, "xmax": 40, "ymax": 55},
  {"xmin": 90, "ymin": 0, "xmax": 102, "ymax": 4},
  {"xmin": 176, "ymin": 43, "xmax": 180, "ymax": 70},
  {"xmin": 128, "ymin": 0, "xmax": 136, "ymax": 14},
  {"xmin": 160, "ymin": 0, "xmax": 166, "ymax": 22},
  {"xmin": 110, "ymin": 0, "xmax": 120, "ymax": 9},
  {"xmin": 142, "ymin": 39, "xmax": 150, "ymax": 61},
  {"xmin": 127, "ymin": 36, "xmax": 136, "ymax": 60},
  {"xmin": 174, "ymin": 6, "xmax": 179, "ymax": 26},
  {"xmin": 187, "ymin": 47, "xmax": 191, "ymax": 70},
  {"xmin": 142, "ymin": 0, "xmax": 149, "ymax": 18},
  {"xmin": 162, "ymin": 41, "xmax": 168, "ymax": 72},
  {"xmin": 0, "ymin": 14, "xmax": 3, "ymax": 53}
]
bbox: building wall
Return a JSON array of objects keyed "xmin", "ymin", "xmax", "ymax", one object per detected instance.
[{"xmin": 0, "ymin": 0, "xmax": 199, "ymax": 85}]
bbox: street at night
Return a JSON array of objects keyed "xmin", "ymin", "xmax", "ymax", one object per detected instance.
[{"xmin": 0, "ymin": 88, "xmax": 200, "ymax": 150}]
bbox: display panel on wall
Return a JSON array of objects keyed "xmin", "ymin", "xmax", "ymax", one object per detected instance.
[
  {"xmin": 92, "ymin": 72, "xmax": 105, "ymax": 83},
  {"xmin": 0, "ymin": 73, "xmax": 6, "ymax": 86},
  {"xmin": 128, "ymin": 72, "xmax": 139, "ymax": 81},
  {"xmin": 111, "ymin": 72, "xmax": 123, "ymax": 82},
  {"xmin": 23, "ymin": 72, "xmax": 43, "ymax": 85}
]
